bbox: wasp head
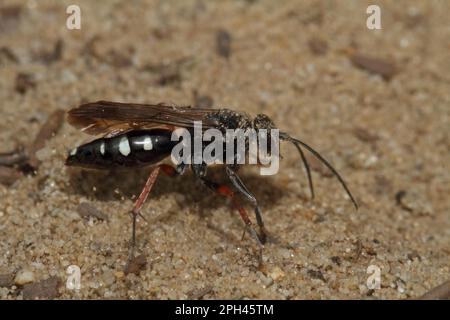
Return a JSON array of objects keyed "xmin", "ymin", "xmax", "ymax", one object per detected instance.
[{"xmin": 251, "ymin": 114, "xmax": 278, "ymax": 159}]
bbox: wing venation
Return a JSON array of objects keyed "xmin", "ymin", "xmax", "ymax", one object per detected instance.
[{"xmin": 68, "ymin": 100, "xmax": 218, "ymax": 136}]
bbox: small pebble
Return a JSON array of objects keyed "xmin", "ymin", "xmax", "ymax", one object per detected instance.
[
  {"xmin": 22, "ymin": 276, "xmax": 60, "ymax": 299},
  {"xmin": 260, "ymin": 274, "xmax": 274, "ymax": 287},
  {"xmin": 348, "ymin": 153, "xmax": 378, "ymax": 169},
  {"xmin": 101, "ymin": 271, "xmax": 115, "ymax": 286},
  {"xmin": 269, "ymin": 267, "xmax": 285, "ymax": 281},
  {"xmin": 395, "ymin": 190, "xmax": 433, "ymax": 216},
  {"xmin": 14, "ymin": 269, "xmax": 35, "ymax": 285},
  {"xmin": 0, "ymin": 273, "xmax": 14, "ymax": 287},
  {"xmin": 77, "ymin": 202, "xmax": 108, "ymax": 221}
]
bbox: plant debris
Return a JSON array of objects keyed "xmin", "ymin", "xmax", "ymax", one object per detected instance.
[
  {"xmin": 349, "ymin": 53, "xmax": 397, "ymax": 80},
  {"xmin": 307, "ymin": 269, "xmax": 326, "ymax": 282},
  {"xmin": 77, "ymin": 202, "xmax": 108, "ymax": 221},
  {"xmin": 352, "ymin": 127, "xmax": 379, "ymax": 143},
  {"xmin": 407, "ymin": 251, "xmax": 422, "ymax": 262},
  {"xmin": 216, "ymin": 29, "xmax": 232, "ymax": 59},
  {"xmin": 0, "ymin": 166, "xmax": 23, "ymax": 185},
  {"xmin": 157, "ymin": 65, "xmax": 182, "ymax": 86},
  {"xmin": 418, "ymin": 280, "xmax": 450, "ymax": 300},
  {"xmin": 0, "ymin": 147, "xmax": 28, "ymax": 167},
  {"xmin": 82, "ymin": 35, "xmax": 102, "ymax": 60},
  {"xmin": 27, "ymin": 109, "xmax": 65, "ymax": 169},
  {"xmin": 187, "ymin": 286, "xmax": 214, "ymax": 300},
  {"xmin": 330, "ymin": 256, "xmax": 342, "ymax": 266},
  {"xmin": 22, "ymin": 276, "xmax": 61, "ymax": 300},
  {"xmin": 124, "ymin": 254, "xmax": 147, "ymax": 275},
  {"xmin": 142, "ymin": 58, "xmax": 192, "ymax": 87},
  {"xmin": 308, "ymin": 38, "xmax": 328, "ymax": 55},
  {"xmin": 82, "ymin": 36, "xmax": 133, "ymax": 68},
  {"xmin": 0, "ymin": 47, "xmax": 19, "ymax": 63},
  {"xmin": 104, "ymin": 49, "xmax": 134, "ymax": 68},
  {"xmin": 395, "ymin": 190, "xmax": 433, "ymax": 216},
  {"xmin": 15, "ymin": 72, "xmax": 36, "ymax": 94},
  {"xmin": 0, "ymin": 5, "xmax": 22, "ymax": 32},
  {"xmin": 193, "ymin": 90, "xmax": 214, "ymax": 108},
  {"xmin": 33, "ymin": 39, "xmax": 64, "ymax": 65},
  {"xmin": 351, "ymin": 239, "xmax": 363, "ymax": 261}
]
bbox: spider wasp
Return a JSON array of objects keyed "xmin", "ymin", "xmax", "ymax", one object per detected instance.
[{"xmin": 66, "ymin": 101, "xmax": 357, "ymax": 260}]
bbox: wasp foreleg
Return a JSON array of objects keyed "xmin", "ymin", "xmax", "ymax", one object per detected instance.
[
  {"xmin": 192, "ymin": 164, "xmax": 263, "ymax": 264},
  {"xmin": 225, "ymin": 166, "xmax": 268, "ymax": 244}
]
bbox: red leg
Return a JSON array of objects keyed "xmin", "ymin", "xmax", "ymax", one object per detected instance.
[
  {"xmin": 200, "ymin": 178, "xmax": 264, "ymax": 262},
  {"xmin": 216, "ymin": 185, "xmax": 253, "ymax": 225},
  {"xmin": 129, "ymin": 164, "xmax": 177, "ymax": 251}
]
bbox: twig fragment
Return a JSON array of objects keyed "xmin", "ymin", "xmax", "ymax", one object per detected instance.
[{"xmin": 418, "ymin": 281, "xmax": 450, "ymax": 300}]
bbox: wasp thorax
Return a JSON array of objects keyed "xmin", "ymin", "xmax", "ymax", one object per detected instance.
[{"xmin": 253, "ymin": 114, "xmax": 276, "ymax": 131}]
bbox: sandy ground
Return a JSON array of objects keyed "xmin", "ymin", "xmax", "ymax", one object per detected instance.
[{"xmin": 0, "ymin": 0, "xmax": 449, "ymax": 299}]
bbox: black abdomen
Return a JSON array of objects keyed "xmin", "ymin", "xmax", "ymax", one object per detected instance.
[{"xmin": 66, "ymin": 129, "xmax": 176, "ymax": 169}]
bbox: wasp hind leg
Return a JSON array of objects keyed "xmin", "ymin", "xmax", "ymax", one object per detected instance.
[{"xmin": 127, "ymin": 164, "xmax": 178, "ymax": 260}]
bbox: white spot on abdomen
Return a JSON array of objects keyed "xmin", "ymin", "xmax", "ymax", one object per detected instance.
[
  {"xmin": 119, "ymin": 136, "xmax": 131, "ymax": 156},
  {"xmin": 100, "ymin": 141, "xmax": 105, "ymax": 155},
  {"xmin": 143, "ymin": 136, "xmax": 153, "ymax": 151}
]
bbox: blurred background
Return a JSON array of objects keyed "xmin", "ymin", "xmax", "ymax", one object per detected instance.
[{"xmin": 0, "ymin": 0, "xmax": 448, "ymax": 299}]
